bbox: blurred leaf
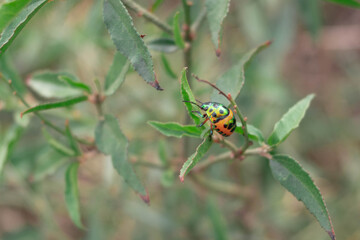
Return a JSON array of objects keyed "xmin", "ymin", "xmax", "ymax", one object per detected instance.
[
  {"xmin": 104, "ymin": 52, "xmax": 130, "ymax": 96},
  {"xmin": 207, "ymin": 198, "xmax": 228, "ymax": 240},
  {"xmin": 65, "ymin": 162, "xmax": 85, "ymax": 229},
  {"xmin": 235, "ymin": 123, "xmax": 265, "ymax": 144},
  {"xmin": 161, "ymin": 169, "xmax": 175, "ymax": 187},
  {"xmin": 22, "ymin": 95, "xmax": 88, "ymax": 117},
  {"xmin": 210, "ymin": 41, "xmax": 271, "ymax": 106},
  {"xmin": 269, "ymin": 155, "xmax": 335, "ymax": 240},
  {"xmin": 0, "ymin": 55, "xmax": 26, "ymax": 96},
  {"xmin": 32, "ymin": 149, "xmax": 68, "ymax": 182},
  {"xmin": 147, "ymin": 38, "xmax": 178, "ymax": 53},
  {"xmin": 161, "ymin": 54, "xmax": 177, "ymax": 79},
  {"xmin": 103, "ymin": 0, "xmax": 162, "ymax": 90},
  {"xmin": 299, "ymin": 0, "xmax": 322, "ymax": 38},
  {"xmin": 148, "ymin": 121, "xmax": 203, "ymax": 138},
  {"xmin": 0, "ymin": 0, "xmax": 48, "ymax": 56},
  {"xmin": 95, "ymin": 114, "xmax": 148, "ymax": 202},
  {"xmin": 28, "ymin": 72, "xmax": 85, "ymax": 99},
  {"xmin": 179, "ymin": 137, "xmax": 212, "ymax": 182},
  {"xmin": 173, "ymin": 12, "xmax": 185, "ymax": 49},
  {"xmin": 180, "ymin": 68, "xmax": 202, "ymax": 125},
  {"xmin": 150, "ymin": 0, "xmax": 164, "ymax": 12},
  {"xmin": 58, "ymin": 75, "xmax": 92, "ymax": 94},
  {"xmin": 158, "ymin": 139, "xmax": 167, "ymax": 166},
  {"xmin": 323, "ymin": 0, "xmax": 360, "ymax": 8},
  {"xmin": 0, "ymin": 0, "xmax": 31, "ymax": 35},
  {"xmin": 205, "ymin": 0, "xmax": 230, "ymax": 53},
  {"xmin": 268, "ymin": 94, "xmax": 314, "ymax": 146},
  {"xmin": 42, "ymin": 128, "xmax": 76, "ymax": 157},
  {"xmin": 0, "ymin": 124, "xmax": 24, "ymax": 175},
  {"xmin": 65, "ymin": 123, "xmax": 81, "ymax": 157}
]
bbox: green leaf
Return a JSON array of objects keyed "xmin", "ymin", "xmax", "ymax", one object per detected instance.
[
  {"xmin": 210, "ymin": 41, "xmax": 271, "ymax": 106},
  {"xmin": 323, "ymin": 0, "xmax": 360, "ymax": 8},
  {"xmin": 161, "ymin": 54, "xmax": 177, "ymax": 79},
  {"xmin": 268, "ymin": 94, "xmax": 315, "ymax": 146},
  {"xmin": 147, "ymin": 38, "xmax": 178, "ymax": 53},
  {"xmin": 235, "ymin": 123, "xmax": 265, "ymax": 144},
  {"xmin": 65, "ymin": 123, "xmax": 81, "ymax": 157},
  {"xmin": 269, "ymin": 155, "xmax": 335, "ymax": 240},
  {"xmin": 180, "ymin": 68, "xmax": 202, "ymax": 125},
  {"xmin": 207, "ymin": 198, "xmax": 228, "ymax": 240},
  {"xmin": 103, "ymin": 0, "xmax": 162, "ymax": 90},
  {"xmin": 42, "ymin": 128, "xmax": 76, "ymax": 157},
  {"xmin": 0, "ymin": 124, "xmax": 24, "ymax": 175},
  {"xmin": 150, "ymin": 0, "xmax": 164, "ymax": 12},
  {"xmin": 0, "ymin": 0, "xmax": 48, "ymax": 56},
  {"xmin": 22, "ymin": 95, "xmax": 88, "ymax": 117},
  {"xmin": 65, "ymin": 162, "xmax": 85, "ymax": 229},
  {"xmin": 104, "ymin": 52, "xmax": 130, "ymax": 96},
  {"xmin": 179, "ymin": 137, "xmax": 212, "ymax": 182},
  {"xmin": 173, "ymin": 11, "xmax": 185, "ymax": 49},
  {"xmin": 0, "ymin": 55, "xmax": 26, "ymax": 96},
  {"xmin": 148, "ymin": 121, "xmax": 203, "ymax": 138},
  {"xmin": 95, "ymin": 114, "xmax": 148, "ymax": 202},
  {"xmin": 32, "ymin": 149, "xmax": 68, "ymax": 182},
  {"xmin": 0, "ymin": 0, "xmax": 31, "ymax": 34},
  {"xmin": 205, "ymin": 0, "xmax": 230, "ymax": 53},
  {"xmin": 58, "ymin": 75, "xmax": 92, "ymax": 94},
  {"xmin": 28, "ymin": 72, "xmax": 85, "ymax": 99}
]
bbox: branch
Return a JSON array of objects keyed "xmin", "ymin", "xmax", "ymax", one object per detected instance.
[{"xmin": 121, "ymin": 0, "xmax": 173, "ymax": 35}]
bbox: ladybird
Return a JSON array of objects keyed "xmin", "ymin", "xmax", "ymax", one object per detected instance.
[{"xmin": 185, "ymin": 101, "xmax": 236, "ymax": 137}]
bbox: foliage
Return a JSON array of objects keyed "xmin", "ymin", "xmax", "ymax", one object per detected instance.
[{"xmin": 2, "ymin": 0, "xmax": 359, "ymax": 239}]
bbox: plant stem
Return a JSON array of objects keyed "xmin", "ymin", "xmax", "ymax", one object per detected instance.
[{"xmin": 122, "ymin": 0, "xmax": 173, "ymax": 35}]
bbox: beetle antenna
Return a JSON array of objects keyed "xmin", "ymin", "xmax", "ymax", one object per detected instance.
[
  {"xmin": 183, "ymin": 100, "xmax": 202, "ymax": 108},
  {"xmin": 195, "ymin": 99, "xmax": 203, "ymax": 105}
]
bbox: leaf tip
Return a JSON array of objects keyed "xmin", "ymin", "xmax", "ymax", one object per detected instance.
[
  {"xmin": 179, "ymin": 175, "xmax": 185, "ymax": 182},
  {"xmin": 149, "ymin": 74, "xmax": 163, "ymax": 91},
  {"xmin": 20, "ymin": 112, "xmax": 24, "ymax": 118},
  {"xmin": 215, "ymin": 48, "xmax": 221, "ymax": 57},
  {"xmin": 327, "ymin": 230, "xmax": 336, "ymax": 240},
  {"xmin": 139, "ymin": 193, "xmax": 150, "ymax": 205},
  {"xmin": 264, "ymin": 40, "xmax": 272, "ymax": 46}
]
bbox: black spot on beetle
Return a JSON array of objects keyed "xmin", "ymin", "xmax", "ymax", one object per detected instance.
[
  {"xmin": 212, "ymin": 112, "xmax": 217, "ymax": 118},
  {"xmin": 223, "ymin": 124, "xmax": 228, "ymax": 128},
  {"xmin": 219, "ymin": 109, "xmax": 224, "ymax": 114},
  {"xmin": 230, "ymin": 126, "xmax": 236, "ymax": 132},
  {"xmin": 213, "ymin": 103, "xmax": 219, "ymax": 108}
]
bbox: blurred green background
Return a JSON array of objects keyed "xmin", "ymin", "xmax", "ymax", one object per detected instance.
[{"xmin": 0, "ymin": 0, "xmax": 360, "ymax": 239}]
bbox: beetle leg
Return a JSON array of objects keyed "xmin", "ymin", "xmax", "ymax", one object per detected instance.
[
  {"xmin": 197, "ymin": 117, "xmax": 209, "ymax": 127},
  {"xmin": 209, "ymin": 124, "xmax": 214, "ymax": 136}
]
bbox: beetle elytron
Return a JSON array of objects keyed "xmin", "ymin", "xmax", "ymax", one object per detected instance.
[{"xmin": 185, "ymin": 100, "xmax": 236, "ymax": 137}]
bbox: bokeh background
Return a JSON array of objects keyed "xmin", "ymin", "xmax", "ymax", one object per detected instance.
[{"xmin": 0, "ymin": 0, "xmax": 359, "ymax": 239}]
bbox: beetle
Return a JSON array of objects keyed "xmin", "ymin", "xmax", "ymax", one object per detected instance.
[{"xmin": 184, "ymin": 100, "xmax": 236, "ymax": 137}]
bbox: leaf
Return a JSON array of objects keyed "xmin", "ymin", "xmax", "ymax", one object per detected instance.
[
  {"xmin": 27, "ymin": 72, "xmax": 85, "ymax": 99},
  {"xmin": 269, "ymin": 155, "xmax": 335, "ymax": 240},
  {"xmin": 65, "ymin": 162, "xmax": 85, "ymax": 229},
  {"xmin": 58, "ymin": 75, "xmax": 92, "ymax": 94},
  {"xmin": 173, "ymin": 11, "xmax": 185, "ymax": 49},
  {"xmin": 104, "ymin": 52, "xmax": 130, "ymax": 96},
  {"xmin": 205, "ymin": 0, "xmax": 230, "ymax": 54},
  {"xmin": 148, "ymin": 121, "xmax": 203, "ymax": 138},
  {"xmin": 179, "ymin": 137, "xmax": 212, "ymax": 182},
  {"xmin": 0, "ymin": 0, "xmax": 48, "ymax": 56},
  {"xmin": 42, "ymin": 128, "xmax": 76, "ymax": 157},
  {"xmin": 22, "ymin": 95, "xmax": 88, "ymax": 117},
  {"xmin": 268, "ymin": 94, "xmax": 315, "ymax": 146},
  {"xmin": 210, "ymin": 41, "xmax": 271, "ymax": 106},
  {"xmin": 103, "ymin": 0, "xmax": 162, "ymax": 91},
  {"xmin": 150, "ymin": 0, "xmax": 164, "ymax": 12},
  {"xmin": 158, "ymin": 139, "xmax": 168, "ymax": 166},
  {"xmin": 180, "ymin": 68, "xmax": 202, "ymax": 125},
  {"xmin": 0, "ymin": 124, "xmax": 24, "ymax": 175},
  {"xmin": 95, "ymin": 114, "xmax": 148, "ymax": 202},
  {"xmin": 65, "ymin": 122, "xmax": 81, "ymax": 157},
  {"xmin": 0, "ymin": 55, "xmax": 26, "ymax": 96},
  {"xmin": 161, "ymin": 54, "xmax": 177, "ymax": 79},
  {"xmin": 323, "ymin": 0, "xmax": 360, "ymax": 8},
  {"xmin": 207, "ymin": 198, "xmax": 228, "ymax": 240},
  {"xmin": 0, "ymin": 0, "xmax": 31, "ymax": 34},
  {"xmin": 235, "ymin": 123, "xmax": 265, "ymax": 144},
  {"xmin": 147, "ymin": 38, "xmax": 178, "ymax": 53},
  {"xmin": 32, "ymin": 149, "xmax": 68, "ymax": 182}
]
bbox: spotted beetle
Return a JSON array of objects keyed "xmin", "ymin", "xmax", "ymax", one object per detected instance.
[{"xmin": 185, "ymin": 101, "xmax": 236, "ymax": 137}]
